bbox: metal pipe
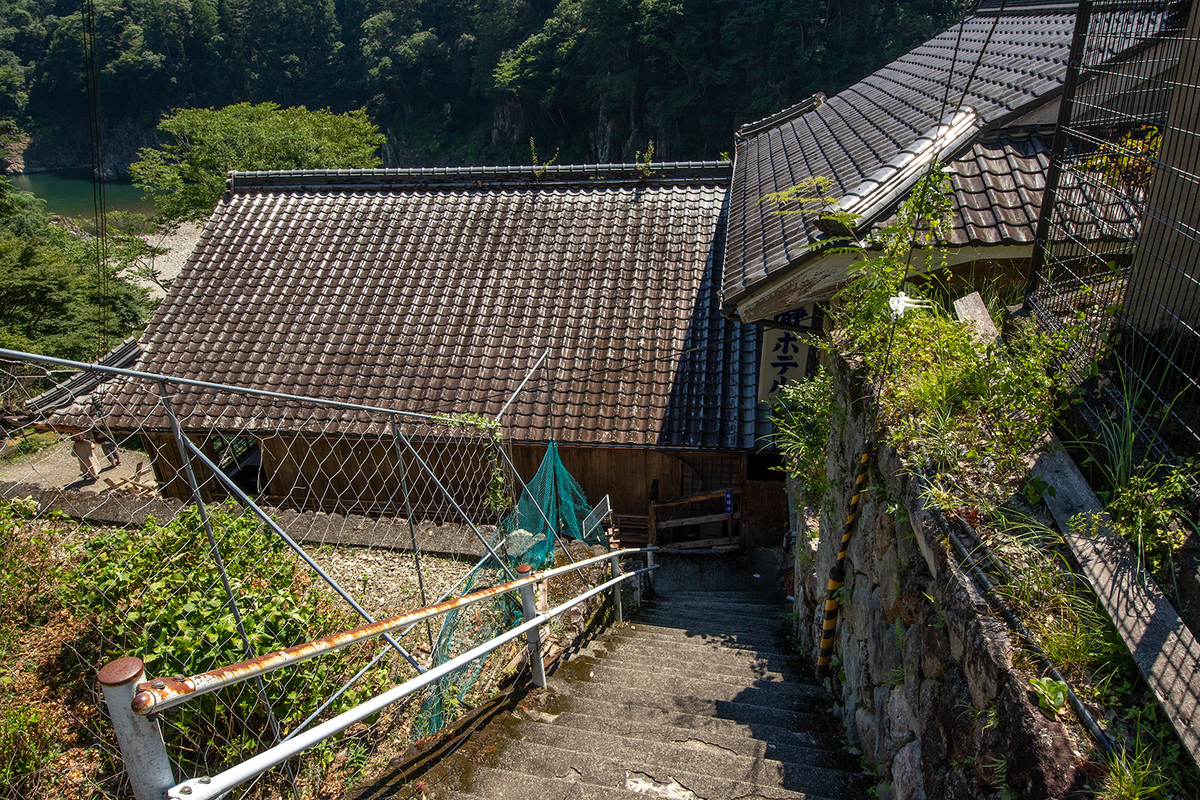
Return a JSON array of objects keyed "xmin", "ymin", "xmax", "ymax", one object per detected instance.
[
  {"xmin": 610, "ymin": 555, "xmax": 623, "ymax": 624},
  {"xmin": 99, "ymin": 657, "xmax": 174, "ymax": 800},
  {"xmin": 176, "ymin": 438, "xmax": 423, "ymax": 675},
  {"xmin": 516, "ymin": 564, "xmax": 546, "ymax": 688},
  {"xmin": 393, "ymin": 429, "xmax": 517, "ymax": 581},
  {"xmin": 134, "ymin": 547, "xmax": 656, "ymax": 714},
  {"xmin": 927, "ymin": 503, "xmax": 1116, "ymax": 758},
  {"xmin": 390, "ymin": 419, "xmax": 433, "ymax": 654},
  {"xmin": 0, "ymin": 347, "xmax": 438, "ymax": 422},
  {"xmin": 157, "ymin": 383, "xmax": 290, "ymax": 755},
  {"xmin": 494, "ymin": 349, "xmax": 549, "ymax": 423},
  {"xmin": 168, "ymin": 564, "xmax": 657, "ymax": 800}
]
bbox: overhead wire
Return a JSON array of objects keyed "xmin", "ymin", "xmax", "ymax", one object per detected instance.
[{"xmin": 79, "ymin": 0, "xmax": 110, "ymax": 357}]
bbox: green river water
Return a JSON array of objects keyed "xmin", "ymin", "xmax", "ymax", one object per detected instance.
[{"xmin": 9, "ymin": 169, "xmax": 158, "ymax": 219}]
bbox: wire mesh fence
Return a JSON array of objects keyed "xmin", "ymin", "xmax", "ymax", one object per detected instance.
[
  {"xmin": 1028, "ymin": 0, "xmax": 1200, "ymax": 466},
  {"xmin": 0, "ymin": 348, "xmax": 617, "ymax": 800}
]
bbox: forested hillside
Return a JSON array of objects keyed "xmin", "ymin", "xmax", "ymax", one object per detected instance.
[{"xmin": 1, "ymin": 0, "xmax": 966, "ymax": 171}]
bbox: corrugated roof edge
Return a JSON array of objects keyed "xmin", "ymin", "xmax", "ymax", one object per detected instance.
[
  {"xmin": 227, "ymin": 162, "xmax": 732, "ymax": 191},
  {"xmin": 736, "ymin": 93, "xmax": 827, "ymax": 140}
]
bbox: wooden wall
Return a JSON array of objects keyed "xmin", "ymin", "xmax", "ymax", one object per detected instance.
[{"xmin": 143, "ymin": 432, "xmax": 787, "ymax": 545}]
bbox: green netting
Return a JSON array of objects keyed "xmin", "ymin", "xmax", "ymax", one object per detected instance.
[
  {"xmin": 496, "ymin": 440, "xmax": 604, "ymax": 570},
  {"xmin": 417, "ymin": 441, "xmax": 601, "ymax": 735}
]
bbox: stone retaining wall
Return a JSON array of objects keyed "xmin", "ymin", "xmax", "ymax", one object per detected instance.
[{"xmin": 792, "ymin": 352, "xmax": 1081, "ymax": 800}]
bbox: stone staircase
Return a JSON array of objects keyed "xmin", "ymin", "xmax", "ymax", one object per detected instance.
[{"xmin": 366, "ymin": 578, "xmax": 865, "ymax": 799}]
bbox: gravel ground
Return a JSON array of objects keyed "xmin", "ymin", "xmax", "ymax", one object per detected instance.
[
  {"xmin": 311, "ymin": 545, "xmax": 477, "ymax": 622},
  {"xmin": 138, "ymin": 222, "xmax": 204, "ymax": 298}
]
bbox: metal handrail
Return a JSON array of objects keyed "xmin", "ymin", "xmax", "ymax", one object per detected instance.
[
  {"xmin": 0, "ymin": 348, "xmax": 441, "ymax": 422},
  {"xmin": 132, "ymin": 547, "xmax": 657, "ymax": 716},
  {"xmin": 166, "ymin": 559, "xmax": 657, "ymax": 800}
]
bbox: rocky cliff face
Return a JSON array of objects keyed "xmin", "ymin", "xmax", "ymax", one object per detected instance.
[
  {"xmin": 15, "ymin": 122, "xmax": 159, "ymax": 177},
  {"xmin": 792, "ymin": 350, "xmax": 1082, "ymax": 800}
]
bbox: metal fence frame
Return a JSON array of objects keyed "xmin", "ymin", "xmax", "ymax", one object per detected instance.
[
  {"xmin": 101, "ymin": 548, "xmax": 656, "ymax": 800},
  {"xmin": 0, "ymin": 345, "xmax": 631, "ymax": 800},
  {"xmin": 1027, "ymin": 0, "xmax": 1200, "ymax": 466}
]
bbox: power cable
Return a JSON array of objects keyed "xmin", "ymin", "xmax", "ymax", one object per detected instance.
[{"xmin": 79, "ymin": 0, "xmax": 110, "ymax": 357}]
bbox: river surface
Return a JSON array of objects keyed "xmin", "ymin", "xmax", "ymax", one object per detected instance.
[{"xmin": 9, "ymin": 168, "xmax": 158, "ymax": 219}]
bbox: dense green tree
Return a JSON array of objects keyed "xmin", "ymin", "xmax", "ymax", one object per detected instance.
[
  {"xmin": 0, "ymin": 176, "xmax": 155, "ymax": 360},
  {"xmin": 4, "ymin": 0, "xmax": 967, "ymax": 169},
  {"xmin": 129, "ymin": 102, "xmax": 385, "ymax": 221}
]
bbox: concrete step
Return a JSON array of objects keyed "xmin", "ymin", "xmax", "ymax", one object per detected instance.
[
  {"xmin": 518, "ymin": 720, "xmax": 854, "ymax": 791},
  {"xmin": 492, "ymin": 737, "xmax": 845, "ymax": 800},
  {"xmin": 566, "ymin": 680, "xmax": 835, "ymax": 731},
  {"xmin": 636, "ymin": 610, "xmax": 787, "ymax": 634},
  {"xmin": 657, "ymin": 589, "xmax": 780, "ymax": 601},
  {"xmin": 579, "ymin": 661, "xmax": 826, "ymax": 703},
  {"xmin": 590, "ymin": 638, "xmax": 808, "ymax": 680},
  {"xmin": 560, "ymin": 693, "xmax": 841, "ymax": 744},
  {"xmin": 643, "ymin": 598, "xmax": 785, "ymax": 617},
  {"xmin": 532, "ymin": 711, "xmax": 854, "ymax": 769},
  {"xmin": 602, "ymin": 629, "xmax": 799, "ymax": 663},
  {"xmin": 619, "ymin": 622, "xmax": 788, "ymax": 653},
  {"xmin": 431, "ymin": 762, "xmax": 649, "ymax": 799},
  {"xmin": 549, "ymin": 710, "xmax": 844, "ymax": 762}
]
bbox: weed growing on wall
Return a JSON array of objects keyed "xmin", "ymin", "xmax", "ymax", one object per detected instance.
[
  {"xmin": 774, "ymin": 165, "xmax": 1200, "ymax": 798},
  {"xmin": 825, "ymin": 167, "xmax": 1079, "ymax": 503},
  {"xmin": 769, "ymin": 366, "xmax": 836, "ymax": 511}
]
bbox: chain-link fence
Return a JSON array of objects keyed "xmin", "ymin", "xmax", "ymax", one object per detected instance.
[
  {"xmin": 1027, "ymin": 0, "xmax": 1200, "ymax": 465},
  {"xmin": 0, "ymin": 347, "xmax": 605, "ymax": 799}
]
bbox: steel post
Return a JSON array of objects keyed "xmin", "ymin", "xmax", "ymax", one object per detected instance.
[
  {"xmin": 516, "ymin": 564, "xmax": 546, "ymax": 688},
  {"xmin": 390, "ymin": 419, "xmax": 434, "ymax": 654},
  {"xmin": 646, "ymin": 549, "xmax": 655, "ymax": 594},
  {"xmin": 99, "ymin": 657, "xmax": 174, "ymax": 800},
  {"xmin": 609, "ymin": 555, "xmax": 623, "ymax": 624},
  {"xmin": 156, "ymin": 382, "xmax": 290, "ymax": 754}
]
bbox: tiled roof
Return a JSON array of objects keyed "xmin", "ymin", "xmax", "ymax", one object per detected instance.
[
  {"xmin": 724, "ymin": 3, "xmax": 1163, "ymax": 312},
  {"xmin": 25, "ymin": 337, "xmax": 140, "ymax": 416},
  {"xmin": 113, "ymin": 164, "xmax": 768, "ymax": 450}
]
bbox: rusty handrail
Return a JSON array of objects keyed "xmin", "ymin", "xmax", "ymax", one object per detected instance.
[
  {"xmin": 168, "ymin": 561, "xmax": 657, "ymax": 800},
  {"xmin": 131, "ymin": 547, "xmax": 656, "ymax": 716}
]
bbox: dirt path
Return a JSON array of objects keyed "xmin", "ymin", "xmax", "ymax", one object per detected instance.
[{"xmin": 0, "ymin": 438, "xmax": 158, "ymax": 493}]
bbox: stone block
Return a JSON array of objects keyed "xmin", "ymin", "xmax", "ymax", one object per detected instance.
[
  {"xmin": 874, "ymin": 684, "xmax": 895, "ymax": 762},
  {"xmin": 856, "ymin": 706, "xmax": 878, "ymax": 763},
  {"xmin": 888, "ymin": 678, "xmax": 916, "ymax": 747},
  {"xmin": 844, "ymin": 638, "xmax": 869, "ymax": 699},
  {"xmin": 879, "ymin": 540, "xmax": 902, "ymax": 621},
  {"xmin": 892, "ymin": 740, "xmax": 926, "ymax": 800},
  {"xmin": 965, "ymin": 617, "xmax": 1013, "ymax": 710},
  {"xmin": 869, "ymin": 590, "xmax": 903, "ymax": 681},
  {"xmin": 997, "ymin": 675, "xmax": 1080, "ymax": 800},
  {"xmin": 919, "ymin": 606, "xmax": 950, "ymax": 680},
  {"xmin": 849, "ymin": 574, "xmax": 873, "ymax": 640}
]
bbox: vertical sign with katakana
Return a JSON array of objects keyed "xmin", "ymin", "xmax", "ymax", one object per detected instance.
[{"xmin": 758, "ymin": 305, "xmax": 816, "ymax": 403}]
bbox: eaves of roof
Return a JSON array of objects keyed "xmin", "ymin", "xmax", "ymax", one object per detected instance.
[{"xmin": 723, "ymin": 3, "xmax": 1167, "ymax": 317}]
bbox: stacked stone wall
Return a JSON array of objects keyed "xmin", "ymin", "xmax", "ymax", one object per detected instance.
[{"xmin": 792, "ymin": 352, "xmax": 1081, "ymax": 800}]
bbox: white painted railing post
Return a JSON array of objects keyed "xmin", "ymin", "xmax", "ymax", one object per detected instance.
[
  {"xmin": 609, "ymin": 555, "xmax": 623, "ymax": 624},
  {"xmin": 99, "ymin": 657, "xmax": 174, "ymax": 800},
  {"xmin": 516, "ymin": 564, "xmax": 546, "ymax": 688}
]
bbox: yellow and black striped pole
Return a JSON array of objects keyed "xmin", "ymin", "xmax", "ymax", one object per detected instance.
[{"xmin": 816, "ymin": 450, "xmax": 870, "ymax": 680}]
